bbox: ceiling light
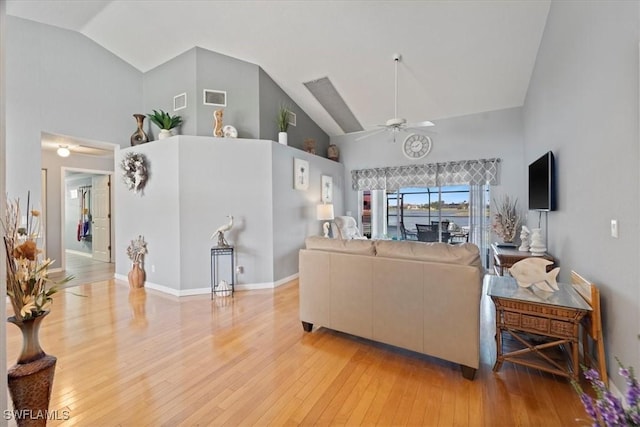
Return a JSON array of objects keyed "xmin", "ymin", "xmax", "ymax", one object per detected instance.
[{"xmin": 57, "ymin": 146, "xmax": 70, "ymax": 157}]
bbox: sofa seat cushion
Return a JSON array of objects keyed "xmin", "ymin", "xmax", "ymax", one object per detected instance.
[
  {"xmin": 375, "ymin": 240, "xmax": 481, "ymax": 267},
  {"xmin": 305, "ymin": 236, "xmax": 376, "ymax": 255}
]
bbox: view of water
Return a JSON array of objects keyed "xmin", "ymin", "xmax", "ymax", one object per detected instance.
[{"xmin": 387, "ymin": 211, "xmax": 469, "ymax": 230}]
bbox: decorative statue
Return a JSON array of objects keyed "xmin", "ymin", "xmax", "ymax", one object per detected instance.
[
  {"xmin": 304, "ymin": 138, "xmax": 316, "ymax": 154},
  {"xmin": 211, "ymin": 215, "xmax": 234, "ymax": 247},
  {"xmin": 519, "ymin": 225, "xmax": 530, "ymax": 252},
  {"xmin": 213, "ymin": 109, "xmax": 224, "ymax": 137}
]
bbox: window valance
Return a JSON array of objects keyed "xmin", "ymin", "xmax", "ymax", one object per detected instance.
[{"xmin": 351, "ymin": 158, "xmax": 501, "ymax": 191}]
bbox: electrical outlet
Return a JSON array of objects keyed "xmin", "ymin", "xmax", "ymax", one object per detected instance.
[
  {"xmin": 611, "ymin": 219, "xmax": 618, "ymax": 238},
  {"xmin": 236, "ymin": 265, "xmax": 243, "ymax": 274},
  {"xmin": 151, "ymin": 265, "xmax": 156, "ymax": 273}
]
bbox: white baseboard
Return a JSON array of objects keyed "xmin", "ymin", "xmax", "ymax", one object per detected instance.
[
  {"xmin": 236, "ymin": 273, "xmax": 299, "ymax": 291},
  {"xmin": 65, "ymin": 249, "xmax": 92, "ymax": 258},
  {"xmin": 48, "ymin": 267, "xmax": 63, "ymax": 274},
  {"xmin": 114, "ymin": 273, "xmax": 299, "ymax": 296}
]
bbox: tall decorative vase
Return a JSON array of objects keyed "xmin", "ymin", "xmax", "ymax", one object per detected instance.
[
  {"xmin": 130, "ymin": 114, "xmax": 149, "ymax": 146},
  {"xmin": 7, "ymin": 312, "xmax": 56, "ymax": 427},
  {"xmin": 327, "ymin": 144, "xmax": 339, "ymax": 161},
  {"xmin": 128, "ymin": 262, "xmax": 146, "ymax": 289},
  {"xmin": 278, "ymin": 132, "xmax": 288, "ymax": 145},
  {"xmin": 529, "ymin": 228, "xmax": 547, "ymax": 256}
]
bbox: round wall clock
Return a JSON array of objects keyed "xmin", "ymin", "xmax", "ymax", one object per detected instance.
[{"xmin": 402, "ymin": 133, "xmax": 432, "ymax": 160}]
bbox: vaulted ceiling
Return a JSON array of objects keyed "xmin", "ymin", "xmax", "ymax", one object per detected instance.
[{"xmin": 7, "ymin": 0, "xmax": 551, "ymax": 137}]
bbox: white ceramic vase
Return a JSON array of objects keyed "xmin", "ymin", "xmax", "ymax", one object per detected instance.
[
  {"xmin": 159, "ymin": 129, "xmax": 173, "ymax": 140},
  {"xmin": 529, "ymin": 228, "xmax": 547, "ymax": 256},
  {"xmin": 278, "ymin": 132, "xmax": 288, "ymax": 145}
]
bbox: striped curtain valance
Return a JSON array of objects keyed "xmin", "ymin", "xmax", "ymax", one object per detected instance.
[{"xmin": 351, "ymin": 158, "xmax": 501, "ymax": 191}]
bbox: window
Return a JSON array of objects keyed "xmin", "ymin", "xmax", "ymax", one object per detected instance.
[{"xmin": 386, "ymin": 185, "xmax": 472, "ymax": 241}]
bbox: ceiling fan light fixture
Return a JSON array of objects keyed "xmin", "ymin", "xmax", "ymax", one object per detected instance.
[
  {"xmin": 57, "ymin": 145, "xmax": 70, "ymax": 157},
  {"xmin": 386, "ymin": 118, "xmax": 406, "ymax": 127}
]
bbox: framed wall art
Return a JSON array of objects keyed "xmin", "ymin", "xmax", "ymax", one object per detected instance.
[
  {"xmin": 321, "ymin": 175, "xmax": 333, "ymax": 203},
  {"xmin": 294, "ymin": 158, "xmax": 309, "ymax": 190}
]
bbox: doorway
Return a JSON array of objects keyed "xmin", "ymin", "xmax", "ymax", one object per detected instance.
[{"xmin": 59, "ymin": 169, "xmax": 115, "ymax": 286}]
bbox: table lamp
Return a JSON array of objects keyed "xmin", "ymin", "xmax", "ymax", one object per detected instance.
[{"xmin": 316, "ymin": 204, "xmax": 334, "ymax": 238}]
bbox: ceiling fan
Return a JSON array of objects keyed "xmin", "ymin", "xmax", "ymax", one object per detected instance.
[{"xmin": 354, "ymin": 53, "xmax": 435, "ymax": 142}]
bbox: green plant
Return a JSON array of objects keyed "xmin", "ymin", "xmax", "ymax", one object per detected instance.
[
  {"xmin": 147, "ymin": 109, "xmax": 183, "ymax": 130},
  {"xmin": 277, "ymin": 106, "xmax": 290, "ymax": 132}
]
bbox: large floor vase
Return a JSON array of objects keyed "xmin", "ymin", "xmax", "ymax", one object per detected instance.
[
  {"xmin": 7, "ymin": 312, "xmax": 56, "ymax": 427},
  {"xmin": 128, "ymin": 262, "xmax": 146, "ymax": 289}
]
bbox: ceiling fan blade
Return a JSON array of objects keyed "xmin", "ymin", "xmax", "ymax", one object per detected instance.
[
  {"xmin": 355, "ymin": 128, "xmax": 387, "ymax": 141},
  {"xmin": 405, "ymin": 127, "xmax": 439, "ymax": 136},
  {"xmin": 405, "ymin": 120, "xmax": 435, "ymax": 128}
]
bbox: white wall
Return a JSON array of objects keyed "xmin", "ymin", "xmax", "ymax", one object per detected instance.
[
  {"xmin": 115, "ymin": 141, "xmax": 182, "ymax": 291},
  {"xmin": 178, "ymin": 136, "xmax": 274, "ymax": 290},
  {"xmin": 1, "ymin": 0, "xmax": 8, "ymax": 422},
  {"xmin": 6, "ymin": 16, "xmax": 142, "ymax": 205},
  {"xmin": 115, "ymin": 136, "xmax": 344, "ymax": 293},
  {"xmin": 523, "ymin": 1, "xmax": 640, "ymax": 388},
  {"xmin": 196, "ymin": 48, "xmax": 261, "ymax": 139},
  {"xmin": 271, "ymin": 144, "xmax": 345, "ymax": 280},
  {"xmin": 332, "ymin": 107, "xmax": 526, "ymax": 232},
  {"xmin": 259, "ymin": 68, "xmax": 330, "ymax": 153},
  {"xmin": 143, "ymin": 48, "xmax": 197, "ymax": 139}
]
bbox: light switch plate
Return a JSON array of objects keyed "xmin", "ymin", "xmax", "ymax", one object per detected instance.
[{"xmin": 611, "ymin": 219, "xmax": 618, "ymax": 238}]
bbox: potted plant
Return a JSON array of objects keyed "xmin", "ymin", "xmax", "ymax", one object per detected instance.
[
  {"xmin": 148, "ymin": 109, "xmax": 183, "ymax": 140},
  {"xmin": 277, "ymin": 106, "xmax": 290, "ymax": 145}
]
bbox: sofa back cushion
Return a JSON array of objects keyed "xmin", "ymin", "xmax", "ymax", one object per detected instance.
[
  {"xmin": 375, "ymin": 240, "xmax": 481, "ymax": 267},
  {"xmin": 305, "ymin": 236, "xmax": 376, "ymax": 255}
]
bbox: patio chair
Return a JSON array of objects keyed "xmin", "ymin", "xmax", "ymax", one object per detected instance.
[{"xmin": 400, "ymin": 222, "xmax": 417, "ymax": 240}]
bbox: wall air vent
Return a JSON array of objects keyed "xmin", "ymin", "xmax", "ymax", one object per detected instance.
[
  {"xmin": 303, "ymin": 77, "xmax": 363, "ymax": 134},
  {"xmin": 288, "ymin": 111, "xmax": 297, "ymax": 127},
  {"xmin": 174, "ymin": 93, "xmax": 187, "ymax": 111},
  {"xmin": 203, "ymin": 89, "xmax": 227, "ymax": 107}
]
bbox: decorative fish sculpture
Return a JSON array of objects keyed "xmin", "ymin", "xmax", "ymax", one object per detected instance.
[{"xmin": 508, "ymin": 257, "xmax": 560, "ymax": 292}]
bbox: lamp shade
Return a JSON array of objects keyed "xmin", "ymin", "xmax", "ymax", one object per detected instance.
[{"xmin": 316, "ymin": 204, "xmax": 334, "ymax": 221}]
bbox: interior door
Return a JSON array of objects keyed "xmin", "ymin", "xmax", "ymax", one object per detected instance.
[{"xmin": 91, "ymin": 175, "xmax": 111, "ymax": 262}]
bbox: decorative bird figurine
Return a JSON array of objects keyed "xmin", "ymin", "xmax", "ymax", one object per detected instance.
[{"xmin": 211, "ymin": 215, "xmax": 234, "ymax": 247}]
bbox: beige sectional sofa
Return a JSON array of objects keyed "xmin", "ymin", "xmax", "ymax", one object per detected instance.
[{"xmin": 299, "ymin": 236, "xmax": 484, "ymax": 379}]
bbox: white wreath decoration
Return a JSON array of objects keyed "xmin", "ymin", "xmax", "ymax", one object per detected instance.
[{"xmin": 121, "ymin": 152, "xmax": 149, "ymax": 193}]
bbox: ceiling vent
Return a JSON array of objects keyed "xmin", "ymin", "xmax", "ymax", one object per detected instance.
[
  {"xmin": 203, "ymin": 89, "xmax": 227, "ymax": 107},
  {"xmin": 304, "ymin": 77, "xmax": 363, "ymax": 134},
  {"xmin": 174, "ymin": 93, "xmax": 187, "ymax": 111}
]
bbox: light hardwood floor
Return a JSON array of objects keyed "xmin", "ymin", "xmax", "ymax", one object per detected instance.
[
  {"xmin": 5, "ymin": 278, "xmax": 590, "ymax": 426},
  {"xmin": 48, "ymin": 251, "xmax": 115, "ymax": 289}
]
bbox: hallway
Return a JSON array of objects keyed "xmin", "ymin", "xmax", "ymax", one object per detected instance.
[{"xmin": 49, "ymin": 251, "xmax": 114, "ymax": 289}]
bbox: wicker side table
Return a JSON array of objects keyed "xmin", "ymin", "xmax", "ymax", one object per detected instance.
[
  {"xmin": 487, "ymin": 275, "xmax": 591, "ymax": 380},
  {"xmin": 491, "ymin": 243, "xmax": 555, "ymax": 276}
]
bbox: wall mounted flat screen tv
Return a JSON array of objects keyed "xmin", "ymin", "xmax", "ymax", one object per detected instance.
[{"xmin": 528, "ymin": 151, "xmax": 556, "ymax": 211}]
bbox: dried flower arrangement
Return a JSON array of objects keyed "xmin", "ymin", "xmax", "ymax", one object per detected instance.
[
  {"xmin": 121, "ymin": 152, "xmax": 149, "ymax": 194},
  {"xmin": 2, "ymin": 194, "xmax": 72, "ymax": 321},
  {"xmin": 492, "ymin": 195, "xmax": 521, "ymax": 243},
  {"xmin": 127, "ymin": 235, "xmax": 147, "ymax": 265}
]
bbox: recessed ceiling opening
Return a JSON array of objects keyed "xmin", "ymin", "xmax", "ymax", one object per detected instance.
[{"xmin": 304, "ymin": 77, "xmax": 363, "ymax": 134}]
